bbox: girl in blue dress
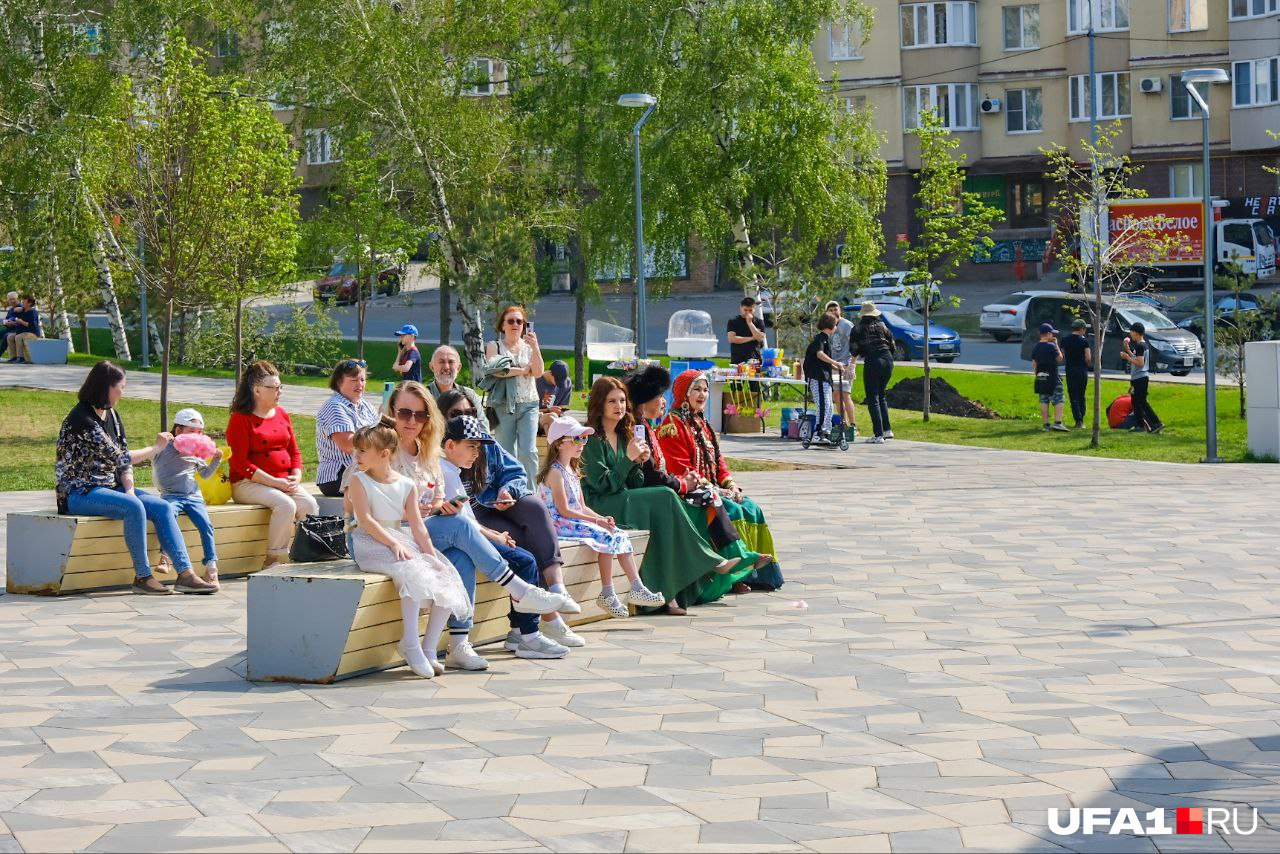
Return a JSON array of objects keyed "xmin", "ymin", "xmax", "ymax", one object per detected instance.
[{"xmin": 537, "ymin": 416, "xmax": 665, "ymax": 618}]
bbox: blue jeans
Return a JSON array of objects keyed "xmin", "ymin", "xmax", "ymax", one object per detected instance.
[
  {"xmin": 65, "ymin": 486, "xmax": 193, "ymax": 579},
  {"xmin": 495, "ymin": 400, "xmax": 541, "ymax": 482},
  {"xmin": 163, "ymin": 494, "xmax": 218, "ymax": 566},
  {"xmin": 428, "ymin": 513, "xmax": 538, "ymax": 635}
]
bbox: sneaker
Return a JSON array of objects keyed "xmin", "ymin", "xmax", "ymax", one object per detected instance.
[
  {"xmin": 883, "ymin": 431, "xmax": 894, "ymax": 440},
  {"xmin": 626, "ymin": 586, "xmax": 666, "ymax": 607},
  {"xmin": 1051, "ymin": 423, "xmax": 1070, "ymax": 432},
  {"xmin": 133, "ymin": 576, "xmax": 173, "ymax": 595},
  {"xmin": 444, "ymin": 639, "xmax": 489, "ymax": 671},
  {"xmin": 203, "ymin": 563, "xmax": 220, "ymax": 586},
  {"xmin": 540, "ymin": 620, "xmax": 587, "ymax": 648},
  {"xmin": 866, "ymin": 436, "xmax": 885, "ymax": 444},
  {"xmin": 1150, "ymin": 423, "xmax": 1166, "ymax": 434},
  {"xmin": 1041, "ymin": 424, "xmax": 1051, "ymax": 432},
  {"xmin": 505, "ymin": 630, "xmax": 569, "ymax": 659},
  {"xmin": 175, "ymin": 570, "xmax": 218, "ymax": 594},
  {"xmin": 596, "ymin": 593, "xmax": 630, "ymax": 618},
  {"xmin": 513, "ymin": 586, "xmax": 578, "ymax": 615},
  {"xmin": 1073, "ymin": 421, "xmax": 1084, "ymax": 429}
]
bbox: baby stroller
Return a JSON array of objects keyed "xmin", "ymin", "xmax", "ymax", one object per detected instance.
[{"xmin": 797, "ymin": 367, "xmax": 851, "ymax": 451}]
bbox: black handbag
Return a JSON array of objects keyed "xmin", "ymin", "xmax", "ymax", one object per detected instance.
[
  {"xmin": 289, "ymin": 515, "xmax": 349, "ymax": 563},
  {"xmin": 1034, "ymin": 372, "xmax": 1054, "ymax": 395}
]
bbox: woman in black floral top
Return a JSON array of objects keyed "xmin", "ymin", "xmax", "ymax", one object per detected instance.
[{"xmin": 55, "ymin": 361, "xmax": 208, "ymax": 595}]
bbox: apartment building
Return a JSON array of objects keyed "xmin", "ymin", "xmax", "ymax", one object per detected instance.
[{"xmin": 814, "ymin": 0, "xmax": 1280, "ymax": 276}]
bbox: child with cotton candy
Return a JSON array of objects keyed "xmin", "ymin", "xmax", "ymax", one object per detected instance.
[{"xmin": 151, "ymin": 408, "xmax": 223, "ymax": 593}]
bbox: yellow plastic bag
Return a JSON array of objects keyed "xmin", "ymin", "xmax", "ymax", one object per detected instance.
[{"xmin": 196, "ymin": 445, "xmax": 233, "ymax": 506}]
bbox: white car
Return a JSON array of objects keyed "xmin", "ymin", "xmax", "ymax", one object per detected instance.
[
  {"xmin": 979, "ymin": 289, "xmax": 1065, "ymax": 341},
  {"xmin": 862, "ymin": 271, "xmax": 941, "ymax": 311}
]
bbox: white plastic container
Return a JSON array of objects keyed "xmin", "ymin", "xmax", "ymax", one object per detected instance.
[{"xmin": 666, "ymin": 310, "xmax": 717, "ymax": 358}]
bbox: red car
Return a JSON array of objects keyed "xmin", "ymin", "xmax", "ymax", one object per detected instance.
[{"xmin": 312, "ymin": 259, "xmax": 403, "ymax": 305}]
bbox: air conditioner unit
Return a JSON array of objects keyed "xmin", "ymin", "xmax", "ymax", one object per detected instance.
[
  {"xmin": 1140, "ymin": 77, "xmax": 1163, "ymax": 94},
  {"xmin": 979, "ymin": 97, "xmax": 1002, "ymax": 114}
]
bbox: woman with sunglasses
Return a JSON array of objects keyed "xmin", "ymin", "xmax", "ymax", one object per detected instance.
[
  {"xmin": 386, "ymin": 382, "xmax": 577, "ymax": 669},
  {"xmin": 227, "ymin": 361, "xmax": 319, "ymax": 569},
  {"xmin": 315, "ymin": 358, "xmax": 380, "ymax": 497},
  {"xmin": 484, "ymin": 305, "xmax": 543, "ymax": 481},
  {"xmin": 436, "ymin": 389, "xmax": 585, "ymax": 649}
]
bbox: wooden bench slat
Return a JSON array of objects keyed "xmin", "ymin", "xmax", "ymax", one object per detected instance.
[
  {"xmin": 63, "ymin": 538, "xmax": 267, "ymax": 577},
  {"xmin": 58, "ymin": 554, "xmax": 268, "ymax": 593},
  {"xmin": 68, "ymin": 520, "xmax": 273, "ymax": 557},
  {"xmin": 53, "ymin": 505, "xmax": 273, "ymax": 539}
]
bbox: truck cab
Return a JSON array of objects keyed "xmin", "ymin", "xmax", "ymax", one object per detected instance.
[{"xmin": 1218, "ymin": 219, "xmax": 1276, "ymax": 278}]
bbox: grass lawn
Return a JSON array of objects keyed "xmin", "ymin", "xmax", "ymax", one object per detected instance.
[{"xmin": 0, "ymin": 389, "xmax": 320, "ymax": 493}]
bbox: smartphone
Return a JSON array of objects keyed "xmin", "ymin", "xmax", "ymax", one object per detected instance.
[
  {"xmin": 525, "ymin": 321, "xmax": 534, "ymax": 333},
  {"xmin": 633, "ymin": 424, "xmax": 646, "ymax": 443}
]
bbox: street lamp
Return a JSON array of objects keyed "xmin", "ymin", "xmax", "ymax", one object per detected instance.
[
  {"xmin": 617, "ymin": 92, "xmax": 657, "ymax": 358},
  {"xmin": 1180, "ymin": 67, "xmax": 1230, "ymax": 462}
]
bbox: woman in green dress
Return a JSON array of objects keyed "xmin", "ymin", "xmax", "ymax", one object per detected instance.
[{"xmin": 581, "ymin": 376, "xmax": 742, "ymax": 615}]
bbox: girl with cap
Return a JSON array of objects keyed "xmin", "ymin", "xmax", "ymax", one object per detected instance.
[
  {"xmin": 348, "ymin": 416, "xmax": 472, "ymax": 679},
  {"xmin": 625, "ymin": 366, "xmax": 771, "ymax": 606},
  {"xmin": 149, "ymin": 407, "xmax": 222, "ymax": 592},
  {"xmin": 657, "ymin": 370, "xmax": 785, "ymax": 592},
  {"xmin": 581, "ymin": 376, "xmax": 744, "ymax": 616},
  {"xmin": 537, "ymin": 415, "xmax": 665, "ymax": 619}
]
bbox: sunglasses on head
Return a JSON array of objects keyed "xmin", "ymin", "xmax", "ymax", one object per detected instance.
[
  {"xmin": 339, "ymin": 359, "xmax": 367, "ymax": 370},
  {"xmin": 395, "ymin": 407, "xmax": 430, "ymax": 424}
]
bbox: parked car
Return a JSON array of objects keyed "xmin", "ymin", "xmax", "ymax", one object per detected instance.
[
  {"xmin": 1019, "ymin": 292, "xmax": 1203, "ymax": 376},
  {"xmin": 846, "ymin": 302, "xmax": 961, "ymax": 362},
  {"xmin": 1164, "ymin": 291, "xmax": 1262, "ymax": 324},
  {"xmin": 1176, "ymin": 306, "xmax": 1273, "ymax": 344},
  {"xmin": 861, "ymin": 271, "xmax": 941, "ymax": 311},
  {"xmin": 979, "ymin": 289, "xmax": 1064, "ymax": 341},
  {"xmin": 312, "ymin": 257, "xmax": 404, "ymax": 305},
  {"xmin": 1123, "ymin": 292, "xmax": 1170, "ymax": 311}
]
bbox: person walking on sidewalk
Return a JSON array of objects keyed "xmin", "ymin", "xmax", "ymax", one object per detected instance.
[
  {"xmin": 1061, "ymin": 318, "xmax": 1092, "ymax": 429},
  {"xmin": 1031, "ymin": 323, "xmax": 1069, "ymax": 432},
  {"xmin": 1120, "ymin": 322, "xmax": 1164, "ymax": 433},
  {"xmin": 850, "ymin": 302, "xmax": 895, "ymax": 444}
]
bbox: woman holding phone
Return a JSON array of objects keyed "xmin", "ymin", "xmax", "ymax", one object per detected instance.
[
  {"xmin": 485, "ymin": 305, "xmax": 543, "ymax": 480},
  {"xmin": 581, "ymin": 376, "xmax": 743, "ymax": 615}
]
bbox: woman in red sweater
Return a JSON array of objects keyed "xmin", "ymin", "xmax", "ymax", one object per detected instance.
[{"xmin": 227, "ymin": 361, "xmax": 319, "ymax": 568}]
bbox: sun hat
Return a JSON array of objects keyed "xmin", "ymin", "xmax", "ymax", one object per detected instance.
[
  {"xmin": 173, "ymin": 408, "xmax": 205, "ymax": 429},
  {"xmin": 1071, "ymin": 318, "xmax": 1088, "ymax": 330},
  {"xmin": 858, "ymin": 301, "xmax": 881, "ymax": 318},
  {"xmin": 546, "ymin": 415, "xmax": 594, "ymax": 446},
  {"xmin": 625, "ymin": 364, "xmax": 671, "ymax": 407},
  {"xmin": 394, "ymin": 323, "xmax": 419, "ymax": 337},
  {"xmin": 443, "ymin": 415, "xmax": 495, "ymax": 444},
  {"xmin": 1039, "ymin": 322, "xmax": 1058, "ymax": 335},
  {"xmin": 672, "ymin": 369, "xmax": 709, "ymax": 405}
]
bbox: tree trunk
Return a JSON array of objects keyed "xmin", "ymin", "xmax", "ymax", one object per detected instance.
[
  {"xmin": 921, "ymin": 285, "xmax": 931, "ymax": 422},
  {"xmin": 160, "ymin": 298, "xmax": 174, "ymax": 430},
  {"xmin": 731, "ymin": 210, "xmax": 757, "ymax": 295},
  {"xmin": 1091, "ymin": 257, "xmax": 1104, "ymax": 448},
  {"xmin": 45, "ymin": 219, "xmax": 74, "ymax": 351},
  {"xmin": 149, "ymin": 319, "xmax": 165, "ymax": 361},
  {"xmin": 81, "ymin": 181, "xmax": 132, "ymax": 360},
  {"xmin": 235, "ymin": 296, "xmax": 244, "ymax": 385},
  {"xmin": 79, "ymin": 313, "xmax": 91, "ymax": 354},
  {"xmin": 439, "ymin": 270, "xmax": 452, "ymax": 345}
]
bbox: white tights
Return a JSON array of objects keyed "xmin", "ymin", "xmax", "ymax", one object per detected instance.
[{"xmin": 399, "ymin": 597, "xmax": 451, "ymax": 670}]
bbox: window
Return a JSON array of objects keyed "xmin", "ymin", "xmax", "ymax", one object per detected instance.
[
  {"xmin": 1169, "ymin": 74, "xmax": 1206, "ymax": 119},
  {"xmin": 1003, "ymin": 5, "xmax": 1040, "ymax": 49},
  {"xmin": 829, "ymin": 20, "xmax": 862, "ymax": 60},
  {"xmin": 1169, "ymin": 164, "xmax": 1203, "ymax": 198},
  {"xmin": 304, "ymin": 129, "xmax": 339, "ymax": 165},
  {"xmin": 1069, "ymin": 72, "xmax": 1130, "ymax": 120},
  {"xmin": 1233, "ymin": 57, "xmax": 1280, "ymax": 107},
  {"xmin": 900, "ymin": 2, "xmax": 977, "ymax": 48},
  {"xmin": 1230, "ymin": 0, "xmax": 1278, "ymax": 19},
  {"xmin": 1005, "ymin": 88, "xmax": 1043, "ymax": 132},
  {"xmin": 904, "ymin": 84, "xmax": 979, "ymax": 130},
  {"xmin": 72, "ymin": 23, "xmax": 102, "ymax": 55},
  {"xmin": 843, "ymin": 95, "xmax": 868, "ymax": 113},
  {"xmin": 1068, "ymin": 0, "xmax": 1129, "ymax": 33},
  {"xmin": 1168, "ymin": 0, "xmax": 1207, "ymax": 30},
  {"xmin": 215, "ymin": 29, "xmax": 239, "ymax": 58},
  {"xmin": 462, "ymin": 58, "xmax": 509, "ymax": 96}
]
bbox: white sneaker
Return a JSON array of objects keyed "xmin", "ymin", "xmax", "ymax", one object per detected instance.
[
  {"xmin": 866, "ymin": 436, "xmax": 885, "ymax": 444},
  {"xmin": 505, "ymin": 630, "xmax": 569, "ymax": 659},
  {"xmin": 444, "ymin": 640, "xmax": 489, "ymax": 671},
  {"xmin": 512, "ymin": 586, "xmax": 578, "ymax": 615},
  {"xmin": 883, "ymin": 431, "xmax": 895, "ymax": 439},
  {"xmin": 596, "ymin": 593, "xmax": 630, "ymax": 619},
  {"xmin": 626, "ymin": 586, "xmax": 666, "ymax": 607},
  {"xmin": 540, "ymin": 620, "xmax": 587, "ymax": 648}
]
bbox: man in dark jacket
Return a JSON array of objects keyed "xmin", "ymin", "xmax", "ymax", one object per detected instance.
[{"xmin": 850, "ymin": 302, "xmax": 896, "ymax": 443}]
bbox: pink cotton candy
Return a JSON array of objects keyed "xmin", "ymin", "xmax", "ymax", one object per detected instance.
[
  {"xmin": 174, "ymin": 433, "xmax": 218, "ymax": 460},
  {"xmin": 787, "ymin": 600, "xmax": 808, "ymax": 610}
]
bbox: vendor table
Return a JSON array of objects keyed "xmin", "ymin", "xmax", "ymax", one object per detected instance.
[{"xmin": 707, "ymin": 375, "xmax": 810, "ymax": 433}]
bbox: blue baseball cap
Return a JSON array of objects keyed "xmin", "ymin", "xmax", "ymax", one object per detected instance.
[
  {"xmin": 1038, "ymin": 322, "xmax": 1057, "ymax": 335},
  {"xmin": 394, "ymin": 324, "xmax": 419, "ymax": 337}
]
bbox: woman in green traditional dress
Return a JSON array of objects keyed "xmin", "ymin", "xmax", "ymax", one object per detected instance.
[
  {"xmin": 656, "ymin": 370, "xmax": 784, "ymax": 591},
  {"xmin": 581, "ymin": 376, "xmax": 742, "ymax": 615}
]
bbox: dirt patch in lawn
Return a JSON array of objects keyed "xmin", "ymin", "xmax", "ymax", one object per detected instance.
[{"xmin": 883, "ymin": 377, "xmax": 1001, "ymax": 419}]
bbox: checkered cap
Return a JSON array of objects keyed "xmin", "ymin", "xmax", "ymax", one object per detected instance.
[{"xmin": 444, "ymin": 415, "xmax": 495, "ymax": 444}]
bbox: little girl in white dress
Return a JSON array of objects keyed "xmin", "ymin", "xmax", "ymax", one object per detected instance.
[
  {"xmin": 348, "ymin": 417, "xmax": 472, "ymax": 678},
  {"xmin": 537, "ymin": 415, "xmax": 664, "ymax": 618}
]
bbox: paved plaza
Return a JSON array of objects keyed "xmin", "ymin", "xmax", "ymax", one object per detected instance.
[{"xmin": 2, "ymin": 429, "xmax": 1280, "ymax": 852}]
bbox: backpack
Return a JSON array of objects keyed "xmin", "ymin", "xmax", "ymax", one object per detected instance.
[{"xmin": 1106, "ymin": 394, "xmax": 1134, "ymax": 430}]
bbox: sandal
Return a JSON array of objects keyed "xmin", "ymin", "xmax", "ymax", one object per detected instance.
[
  {"xmin": 731, "ymin": 582, "xmax": 751, "ymax": 595},
  {"xmin": 664, "ymin": 601, "xmax": 688, "ymax": 616}
]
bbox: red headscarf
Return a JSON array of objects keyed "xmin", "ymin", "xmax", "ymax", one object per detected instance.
[{"xmin": 672, "ymin": 369, "xmax": 708, "ymax": 408}]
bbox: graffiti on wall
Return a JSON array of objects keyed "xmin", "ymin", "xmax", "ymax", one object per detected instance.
[{"xmin": 972, "ymin": 238, "xmax": 1048, "ymax": 264}]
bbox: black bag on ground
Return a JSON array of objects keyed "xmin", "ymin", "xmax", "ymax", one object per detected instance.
[{"xmin": 289, "ymin": 515, "xmax": 348, "ymax": 562}]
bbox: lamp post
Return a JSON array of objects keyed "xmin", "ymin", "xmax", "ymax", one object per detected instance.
[
  {"xmin": 617, "ymin": 92, "xmax": 657, "ymax": 357},
  {"xmin": 1180, "ymin": 67, "xmax": 1229, "ymax": 463}
]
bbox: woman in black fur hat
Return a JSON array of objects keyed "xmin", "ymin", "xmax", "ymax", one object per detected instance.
[{"xmin": 625, "ymin": 365, "xmax": 772, "ymax": 610}]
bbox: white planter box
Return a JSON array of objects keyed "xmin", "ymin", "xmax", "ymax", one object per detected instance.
[{"xmin": 25, "ymin": 338, "xmax": 69, "ymax": 365}]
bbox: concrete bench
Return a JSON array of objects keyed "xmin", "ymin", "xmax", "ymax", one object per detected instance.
[
  {"xmin": 245, "ymin": 531, "xmax": 650, "ymax": 683},
  {"xmin": 6, "ymin": 503, "xmax": 276, "ymax": 595}
]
